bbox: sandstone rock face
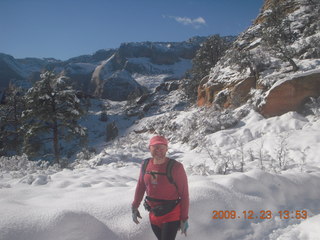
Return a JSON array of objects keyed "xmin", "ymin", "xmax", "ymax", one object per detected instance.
[
  {"xmin": 197, "ymin": 76, "xmax": 257, "ymax": 108},
  {"xmin": 260, "ymin": 72, "xmax": 320, "ymax": 117},
  {"xmin": 196, "ymin": 0, "xmax": 320, "ymax": 118},
  {"xmin": 254, "ymin": 0, "xmax": 298, "ymax": 25},
  {"xmin": 230, "ymin": 77, "xmax": 257, "ymax": 107}
]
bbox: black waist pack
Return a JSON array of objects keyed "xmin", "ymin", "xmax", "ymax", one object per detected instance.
[{"xmin": 144, "ymin": 196, "xmax": 181, "ymax": 216}]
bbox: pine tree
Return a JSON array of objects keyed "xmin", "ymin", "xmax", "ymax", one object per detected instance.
[
  {"xmin": 183, "ymin": 35, "xmax": 234, "ymax": 101},
  {"xmin": 260, "ymin": 0, "xmax": 299, "ymax": 71},
  {"xmin": 0, "ymin": 87, "xmax": 25, "ymax": 156},
  {"xmin": 22, "ymin": 71, "xmax": 87, "ymax": 165}
]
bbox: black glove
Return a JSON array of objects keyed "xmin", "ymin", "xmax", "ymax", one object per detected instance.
[{"xmin": 132, "ymin": 207, "xmax": 142, "ymax": 224}]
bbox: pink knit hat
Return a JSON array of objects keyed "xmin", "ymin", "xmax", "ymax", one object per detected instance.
[{"xmin": 149, "ymin": 136, "xmax": 168, "ymax": 146}]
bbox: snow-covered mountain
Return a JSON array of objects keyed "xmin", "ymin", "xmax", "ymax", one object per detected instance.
[
  {"xmin": 1, "ymin": 0, "xmax": 320, "ymax": 240},
  {"xmin": 0, "ymin": 36, "xmax": 208, "ymax": 101}
]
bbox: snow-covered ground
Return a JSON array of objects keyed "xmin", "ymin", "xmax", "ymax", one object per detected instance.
[
  {"xmin": 1, "ymin": 95, "xmax": 320, "ymax": 240},
  {"xmin": 2, "ymin": 1, "xmax": 320, "ymax": 238}
]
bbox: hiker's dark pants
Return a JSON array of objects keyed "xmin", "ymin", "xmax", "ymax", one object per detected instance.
[{"xmin": 151, "ymin": 220, "xmax": 180, "ymax": 240}]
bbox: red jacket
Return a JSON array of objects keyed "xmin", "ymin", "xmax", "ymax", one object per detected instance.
[{"xmin": 132, "ymin": 158, "xmax": 189, "ymax": 225}]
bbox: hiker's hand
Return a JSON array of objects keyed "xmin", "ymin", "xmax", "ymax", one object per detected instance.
[
  {"xmin": 132, "ymin": 207, "xmax": 142, "ymax": 224},
  {"xmin": 180, "ymin": 220, "xmax": 189, "ymax": 236}
]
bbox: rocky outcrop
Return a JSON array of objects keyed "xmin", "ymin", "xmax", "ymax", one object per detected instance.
[
  {"xmin": 197, "ymin": 76, "xmax": 257, "ymax": 108},
  {"xmin": 260, "ymin": 71, "xmax": 320, "ymax": 117},
  {"xmin": 90, "ymin": 55, "xmax": 145, "ymax": 101},
  {"xmin": 101, "ymin": 70, "xmax": 145, "ymax": 101},
  {"xmin": 198, "ymin": 71, "xmax": 320, "ymax": 118},
  {"xmin": 62, "ymin": 63, "xmax": 97, "ymax": 93},
  {"xmin": 197, "ymin": 0, "xmax": 320, "ymax": 118},
  {"xmin": 254, "ymin": 0, "xmax": 299, "ymax": 25}
]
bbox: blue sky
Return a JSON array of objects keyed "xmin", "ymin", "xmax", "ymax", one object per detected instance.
[{"xmin": 0, "ymin": 0, "xmax": 263, "ymax": 60}]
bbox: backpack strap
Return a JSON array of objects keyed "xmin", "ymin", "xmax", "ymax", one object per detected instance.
[
  {"xmin": 142, "ymin": 158, "xmax": 151, "ymax": 176},
  {"xmin": 166, "ymin": 158, "xmax": 176, "ymax": 184},
  {"xmin": 142, "ymin": 158, "xmax": 178, "ymax": 191},
  {"xmin": 167, "ymin": 158, "xmax": 178, "ymax": 191}
]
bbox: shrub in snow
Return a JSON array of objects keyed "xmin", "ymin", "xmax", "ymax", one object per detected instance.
[
  {"xmin": 302, "ymin": 97, "xmax": 320, "ymax": 116},
  {"xmin": 274, "ymin": 135, "xmax": 291, "ymax": 171},
  {"xmin": 106, "ymin": 121, "xmax": 119, "ymax": 142},
  {"xmin": 18, "ymin": 174, "xmax": 51, "ymax": 185},
  {"xmin": 228, "ymin": 44, "xmax": 270, "ymax": 80},
  {"xmin": 76, "ymin": 148, "xmax": 96, "ymax": 161},
  {"xmin": 0, "ymin": 154, "xmax": 43, "ymax": 172},
  {"xmin": 71, "ymin": 148, "xmax": 98, "ymax": 169},
  {"xmin": 186, "ymin": 162, "xmax": 213, "ymax": 176},
  {"xmin": 71, "ymin": 159, "xmax": 96, "ymax": 169},
  {"xmin": 109, "ymin": 161, "xmax": 129, "ymax": 168},
  {"xmin": 137, "ymin": 107, "xmax": 245, "ymax": 151},
  {"xmin": 300, "ymin": 36, "xmax": 320, "ymax": 59},
  {"xmin": 0, "ymin": 154, "xmax": 59, "ymax": 182}
]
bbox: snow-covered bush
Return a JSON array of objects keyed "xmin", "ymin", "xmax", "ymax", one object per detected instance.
[
  {"xmin": 138, "ymin": 107, "xmax": 243, "ymax": 150},
  {"xmin": 76, "ymin": 148, "xmax": 96, "ymax": 161},
  {"xmin": 0, "ymin": 154, "xmax": 60, "ymax": 182},
  {"xmin": 186, "ymin": 162, "xmax": 214, "ymax": 176},
  {"xmin": 0, "ymin": 154, "xmax": 48, "ymax": 172},
  {"xmin": 303, "ymin": 97, "xmax": 320, "ymax": 116}
]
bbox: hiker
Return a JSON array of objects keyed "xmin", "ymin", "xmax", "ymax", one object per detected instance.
[{"xmin": 131, "ymin": 135, "xmax": 189, "ymax": 240}]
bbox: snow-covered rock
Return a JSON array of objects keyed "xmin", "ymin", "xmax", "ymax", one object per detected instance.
[{"xmin": 197, "ymin": 0, "xmax": 320, "ymax": 117}]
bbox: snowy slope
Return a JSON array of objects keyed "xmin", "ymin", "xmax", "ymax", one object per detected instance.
[
  {"xmin": 1, "ymin": 99, "xmax": 320, "ymax": 240},
  {"xmin": 1, "ymin": 1, "xmax": 320, "ymax": 239}
]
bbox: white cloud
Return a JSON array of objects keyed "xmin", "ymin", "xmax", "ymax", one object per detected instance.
[{"xmin": 163, "ymin": 15, "xmax": 206, "ymax": 29}]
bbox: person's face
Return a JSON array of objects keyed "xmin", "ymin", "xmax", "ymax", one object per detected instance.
[{"xmin": 149, "ymin": 144, "xmax": 168, "ymax": 160}]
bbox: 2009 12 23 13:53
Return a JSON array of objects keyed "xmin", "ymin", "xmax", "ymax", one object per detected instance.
[{"xmin": 212, "ymin": 210, "xmax": 308, "ymax": 220}]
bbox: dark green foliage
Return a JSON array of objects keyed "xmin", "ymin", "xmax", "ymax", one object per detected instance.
[
  {"xmin": 183, "ymin": 35, "xmax": 234, "ymax": 101},
  {"xmin": 0, "ymin": 87, "xmax": 25, "ymax": 156},
  {"xmin": 260, "ymin": 0, "xmax": 299, "ymax": 71},
  {"xmin": 228, "ymin": 39, "xmax": 269, "ymax": 80},
  {"xmin": 21, "ymin": 71, "xmax": 87, "ymax": 165}
]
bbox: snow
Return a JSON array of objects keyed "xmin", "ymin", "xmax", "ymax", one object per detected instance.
[
  {"xmin": 266, "ymin": 64, "xmax": 320, "ymax": 93},
  {"xmin": 1, "ymin": 163, "xmax": 320, "ymax": 239},
  {"xmin": 129, "ymin": 57, "xmax": 191, "ymax": 90},
  {"xmin": 1, "ymin": 2, "xmax": 320, "ymax": 238},
  {"xmin": 133, "ymin": 73, "xmax": 170, "ymax": 90},
  {"xmin": 1, "ymin": 100, "xmax": 320, "ymax": 240}
]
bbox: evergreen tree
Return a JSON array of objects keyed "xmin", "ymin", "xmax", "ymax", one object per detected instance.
[
  {"xmin": 183, "ymin": 35, "xmax": 233, "ymax": 101},
  {"xmin": 260, "ymin": 0, "xmax": 299, "ymax": 71},
  {"xmin": 228, "ymin": 34, "xmax": 268, "ymax": 80},
  {"xmin": 22, "ymin": 71, "xmax": 87, "ymax": 165},
  {"xmin": 0, "ymin": 87, "xmax": 25, "ymax": 156}
]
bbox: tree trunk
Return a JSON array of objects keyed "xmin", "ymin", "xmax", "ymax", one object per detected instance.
[
  {"xmin": 53, "ymin": 120, "xmax": 60, "ymax": 165},
  {"xmin": 288, "ymin": 58, "xmax": 299, "ymax": 72},
  {"xmin": 51, "ymin": 92, "xmax": 60, "ymax": 166}
]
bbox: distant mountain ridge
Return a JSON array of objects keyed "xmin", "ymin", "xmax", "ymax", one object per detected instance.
[{"xmin": 0, "ymin": 36, "xmax": 211, "ymax": 101}]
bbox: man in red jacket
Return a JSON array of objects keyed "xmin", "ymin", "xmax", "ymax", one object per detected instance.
[{"xmin": 132, "ymin": 135, "xmax": 189, "ymax": 240}]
